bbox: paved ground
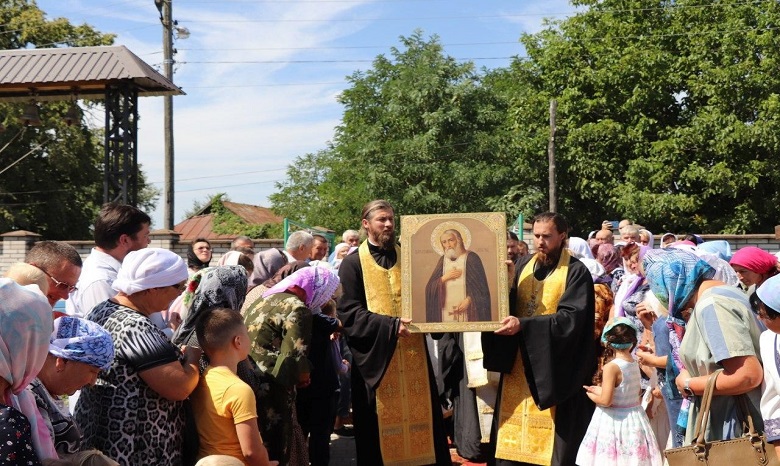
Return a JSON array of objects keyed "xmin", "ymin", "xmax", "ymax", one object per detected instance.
[{"xmin": 328, "ymin": 432, "xmax": 488, "ymax": 466}]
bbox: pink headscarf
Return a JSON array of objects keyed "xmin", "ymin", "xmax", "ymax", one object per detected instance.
[
  {"xmin": 730, "ymin": 246, "xmax": 778, "ymax": 275},
  {"xmin": 0, "ymin": 278, "xmax": 57, "ymax": 459},
  {"xmin": 596, "ymin": 243, "xmax": 621, "ymax": 274},
  {"xmin": 262, "ymin": 266, "xmax": 340, "ymax": 312}
]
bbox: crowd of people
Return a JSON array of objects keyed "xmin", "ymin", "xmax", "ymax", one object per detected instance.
[{"xmin": 2, "ymin": 201, "xmax": 780, "ymax": 466}]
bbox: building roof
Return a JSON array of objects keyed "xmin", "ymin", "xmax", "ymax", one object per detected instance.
[
  {"xmin": 174, "ymin": 201, "xmax": 282, "ymax": 241},
  {"xmin": 0, "ymin": 45, "xmax": 183, "ymax": 102}
]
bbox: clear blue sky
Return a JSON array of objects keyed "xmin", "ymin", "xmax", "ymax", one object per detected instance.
[{"xmin": 36, "ymin": 0, "xmax": 576, "ymax": 228}]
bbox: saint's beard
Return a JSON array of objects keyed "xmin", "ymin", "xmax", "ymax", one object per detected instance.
[
  {"xmin": 536, "ymin": 245, "xmax": 562, "ymax": 267},
  {"xmin": 445, "ymin": 245, "xmax": 466, "ymax": 261}
]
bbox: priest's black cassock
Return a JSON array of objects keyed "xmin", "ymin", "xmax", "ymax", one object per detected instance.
[
  {"xmin": 482, "ymin": 253, "xmax": 596, "ymax": 466},
  {"xmin": 337, "ymin": 243, "xmax": 450, "ymax": 466}
]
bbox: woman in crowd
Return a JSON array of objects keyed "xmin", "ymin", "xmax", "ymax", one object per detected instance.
[
  {"xmin": 75, "ymin": 248, "xmax": 200, "ymax": 465},
  {"xmin": 243, "ymin": 266, "xmax": 340, "ymax": 465},
  {"xmin": 611, "ymin": 243, "xmax": 651, "ymax": 334},
  {"xmin": 172, "ymin": 265, "xmax": 249, "ymax": 348},
  {"xmin": 639, "ymin": 229, "xmax": 654, "ymax": 248},
  {"xmin": 329, "ymin": 243, "xmax": 350, "ymax": 270},
  {"xmin": 188, "ymin": 238, "xmax": 213, "ymax": 275},
  {"xmin": 729, "ymin": 246, "xmax": 778, "ymax": 296},
  {"xmin": 240, "ymin": 261, "xmax": 309, "ymax": 316},
  {"xmin": 31, "ymin": 316, "xmax": 115, "ymax": 463},
  {"xmin": 596, "ymin": 243, "xmax": 623, "ymax": 293},
  {"xmin": 0, "ymin": 278, "xmax": 55, "ymax": 464},
  {"xmin": 644, "ymin": 248, "xmax": 763, "ymax": 443}
]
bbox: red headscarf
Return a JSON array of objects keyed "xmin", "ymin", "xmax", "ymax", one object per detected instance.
[{"xmin": 729, "ymin": 246, "xmax": 778, "ymax": 275}]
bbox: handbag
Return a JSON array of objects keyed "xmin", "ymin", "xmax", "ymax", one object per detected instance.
[{"xmin": 664, "ymin": 369, "xmax": 780, "ymax": 466}]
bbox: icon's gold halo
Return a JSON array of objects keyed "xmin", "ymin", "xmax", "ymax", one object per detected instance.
[{"xmin": 431, "ymin": 221, "xmax": 472, "ymax": 256}]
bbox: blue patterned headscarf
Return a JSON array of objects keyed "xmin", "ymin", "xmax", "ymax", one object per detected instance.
[
  {"xmin": 643, "ymin": 248, "xmax": 716, "ymax": 320},
  {"xmin": 49, "ymin": 316, "xmax": 114, "ymax": 371}
]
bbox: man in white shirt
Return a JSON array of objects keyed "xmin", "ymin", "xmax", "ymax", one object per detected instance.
[{"xmin": 65, "ymin": 203, "xmax": 151, "ymax": 317}]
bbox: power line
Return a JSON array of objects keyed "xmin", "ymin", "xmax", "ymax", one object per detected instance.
[{"xmin": 178, "ymin": 57, "xmax": 513, "ymax": 65}]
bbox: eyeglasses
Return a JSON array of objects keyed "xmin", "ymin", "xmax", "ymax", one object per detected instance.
[{"xmin": 40, "ymin": 268, "xmax": 77, "ymax": 293}]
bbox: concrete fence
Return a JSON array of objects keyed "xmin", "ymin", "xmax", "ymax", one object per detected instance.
[
  {"xmin": 1, "ymin": 226, "xmax": 779, "ymax": 274},
  {"xmin": 0, "ymin": 229, "xmax": 285, "ymax": 274}
]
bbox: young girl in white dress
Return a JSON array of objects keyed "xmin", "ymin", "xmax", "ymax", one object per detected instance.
[{"xmin": 576, "ymin": 317, "xmax": 663, "ymax": 466}]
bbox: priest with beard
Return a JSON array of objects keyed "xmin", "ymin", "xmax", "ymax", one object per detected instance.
[
  {"xmin": 337, "ymin": 200, "xmax": 450, "ymax": 465},
  {"xmin": 425, "ymin": 228, "xmax": 492, "ymax": 323},
  {"xmin": 483, "ymin": 212, "xmax": 596, "ymax": 466}
]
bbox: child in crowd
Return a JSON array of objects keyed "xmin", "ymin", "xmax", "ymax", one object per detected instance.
[
  {"xmin": 192, "ymin": 308, "xmax": 277, "ymax": 466},
  {"xmin": 576, "ymin": 318, "xmax": 662, "ymax": 466},
  {"xmin": 756, "ymin": 274, "xmax": 780, "ymax": 458}
]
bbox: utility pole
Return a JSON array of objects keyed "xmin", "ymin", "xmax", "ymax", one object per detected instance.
[
  {"xmin": 548, "ymin": 99, "xmax": 557, "ymax": 213},
  {"xmin": 159, "ymin": 0, "xmax": 175, "ymax": 230}
]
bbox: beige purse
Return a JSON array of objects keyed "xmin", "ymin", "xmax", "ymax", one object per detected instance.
[{"xmin": 664, "ymin": 369, "xmax": 779, "ymax": 466}]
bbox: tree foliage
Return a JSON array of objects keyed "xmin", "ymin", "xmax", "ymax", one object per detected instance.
[
  {"xmin": 0, "ymin": 1, "xmax": 158, "ymax": 239},
  {"xmin": 272, "ymin": 31, "xmax": 517, "ymax": 233},
  {"xmin": 504, "ymin": 0, "xmax": 780, "ymax": 233},
  {"xmin": 272, "ymin": 5, "xmax": 780, "ymax": 235}
]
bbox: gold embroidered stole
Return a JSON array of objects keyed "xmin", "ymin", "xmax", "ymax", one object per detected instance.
[
  {"xmin": 495, "ymin": 249, "xmax": 570, "ymax": 464},
  {"xmin": 359, "ymin": 241, "xmax": 436, "ymax": 465}
]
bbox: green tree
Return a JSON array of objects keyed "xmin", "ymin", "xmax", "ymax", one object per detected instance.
[
  {"xmin": 272, "ymin": 31, "xmax": 518, "ymax": 231},
  {"xmin": 505, "ymin": 0, "xmax": 780, "ymax": 233},
  {"xmin": 0, "ymin": 1, "xmax": 159, "ymax": 239}
]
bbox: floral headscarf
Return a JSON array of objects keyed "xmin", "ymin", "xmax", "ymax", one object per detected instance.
[
  {"xmin": 172, "ymin": 265, "xmax": 248, "ymax": 347},
  {"xmin": 263, "ymin": 266, "xmax": 340, "ymax": 313},
  {"xmin": 49, "ymin": 317, "xmax": 115, "ymax": 371},
  {"xmin": 0, "ymin": 279, "xmax": 57, "ymax": 459},
  {"xmin": 643, "ymin": 248, "xmax": 715, "ymax": 321}
]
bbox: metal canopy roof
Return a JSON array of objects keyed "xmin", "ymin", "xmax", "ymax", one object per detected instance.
[{"xmin": 0, "ymin": 45, "xmax": 184, "ymax": 102}]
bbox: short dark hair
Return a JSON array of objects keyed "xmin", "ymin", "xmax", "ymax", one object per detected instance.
[
  {"xmin": 532, "ymin": 212, "xmax": 569, "ymax": 234},
  {"xmin": 754, "ymin": 294, "xmax": 780, "ymax": 321},
  {"xmin": 312, "ymin": 234, "xmax": 328, "ymax": 243},
  {"xmin": 26, "ymin": 241, "xmax": 82, "ymax": 270},
  {"xmin": 507, "ymin": 230, "xmax": 519, "ymax": 242},
  {"xmin": 195, "ymin": 308, "xmax": 246, "ymax": 355},
  {"xmin": 94, "ymin": 203, "xmax": 151, "ymax": 249}
]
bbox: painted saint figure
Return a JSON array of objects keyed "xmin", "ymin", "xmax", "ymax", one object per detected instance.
[{"xmin": 425, "ymin": 227, "xmax": 492, "ymax": 323}]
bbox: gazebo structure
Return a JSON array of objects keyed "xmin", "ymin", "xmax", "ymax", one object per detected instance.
[{"xmin": 0, "ymin": 45, "xmax": 183, "ymax": 205}]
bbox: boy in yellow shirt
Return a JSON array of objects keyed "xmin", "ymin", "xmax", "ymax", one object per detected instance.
[{"xmin": 193, "ymin": 308, "xmax": 276, "ymax": 466}]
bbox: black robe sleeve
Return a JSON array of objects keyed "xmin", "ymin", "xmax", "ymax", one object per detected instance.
[
  {"xmin": 465, "ymin": 251, "xmax": 492, "ymax": 321},
  {"xmin": 425, "ymin": 257, "xmax": 446, "ymax": 323},
  {"xmin": 336, "ymin": 251, "xmax": 400, "ymax": 391},
  {"xmin": 482, "ymin": 256, "xmax": 596, "ymax": 411}
]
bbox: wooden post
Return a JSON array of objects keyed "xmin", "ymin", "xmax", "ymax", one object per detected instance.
[{"xmin": 548, "ymin": 99, "xmax": 557, "ymax": 213}]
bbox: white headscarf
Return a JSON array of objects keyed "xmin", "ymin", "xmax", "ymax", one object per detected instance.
[
  {"xmin": 217, "ymin": 251, "xmax": 243, "ymax": 266},
  {"xmin": 112, "ymin": 248, "xmax": 188, "ymax": 295},
  {"xmin": 568, "ymin": 237, "xmax": 594, "ymax": 259}
]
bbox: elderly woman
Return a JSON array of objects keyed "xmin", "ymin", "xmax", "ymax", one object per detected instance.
[
  {"xmin": 74, "ymin": 248, "xmax": 200, "ymax": 465},
  {"xmin": 611, "ymin": 243, "xmax": 651, "ymax": 329},
  {"xmin": 243, "ymin": 266, "xmax": 340, "ymax": 465},
  {"xmin": 188, "ymin": 238, "xmax": 213, "ymax": 275},
  {"xmin": 240, "ymin": 261, "xmax": 309, "ymax": 316},
  {"xmin": 0, "ymin": 278, "xmax": 56, "ymax": 463},
  {"xmin": 644, "ymin": 248, "xmax": 763, "ymax": 443},
  {"xmin": 730, "ymin": 246, "xmax": 778, "ymax": 292},
  {"xmin": 30, "ymin": 316, "xmax": 115, "ymax": 462}
]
